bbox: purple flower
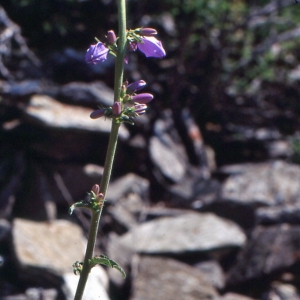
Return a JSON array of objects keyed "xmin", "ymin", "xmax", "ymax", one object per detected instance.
[
  {"xmin": 132, "ymin": 93, "xmax": 154, "ymax": 104},
  {"xmin": 137, "ymin": 36, "xmax": 166, "ymax": 58},
  {"xmin": 112, "ymin": 102, "xmax": 122, "ymax": 116},
  {"xmin": 134, "ymin": 103, "xmax": 147, "ymax": 115},
  {"xmin": 90, "ymin": 108, "xmax": 106, "ymax": 119},
  {"xmin": 126, "ymin": 80, "xmax": 146, "ymax": 94},
  {"xmin": 85, "ymin": 42, "xmax": 109, "ymax": 64},
  {"xmin": 107, "ymin": 30, "xmax": 116, "ymax": 44}
]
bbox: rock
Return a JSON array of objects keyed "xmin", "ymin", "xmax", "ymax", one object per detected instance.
[
  {"xmin": 194, "ymin": 260, "xmax": 225, "ymax": 290},
  {"xmin": 256, "ymin": 203, "xmax": 300, "ymax": 225},
  {"xmin": 25, "ymin": 288, "xmax": 58, "ymax": 300},
  {"xmin": 263, "ymin": 282, "xmax": 300, "ymax": 300},
  {"xmin": 227, "ymin": 224, "xmax": 300, "ymax": 285},
  {"xmin": 220, "ymin": 292, "xmax": 256, "ymax": 300},
  {"xmin": 12, "ymin": 218, "xmax": 86, "ymax": 286},
  {"xmin": 58, "ymin": 81, "xmax": 114, "ymax": 107},
  {"xmin": 118, "ymin": 212, "xmax": 246, "ymax": 254},
  {"xmin": 106, "ymin": 173, "xmax": 150, "ymax": 204},
  {"xmin": 63, "ymin": 266, "xmax": 109, "ymax": 300},
  {"xmin": 149, "ymin": 111, "xmax": 189, "ymax": 183},
  {"xmin": 130, "ymin": 256, "xmax": 219, "ymax": 300},
  {"xmin": 24, "ymin": 94, "xmax": 129, "ymax": 139},
  {"xmin": 221, "ymin": 161, "xmax": 300, "ymax": 207}
]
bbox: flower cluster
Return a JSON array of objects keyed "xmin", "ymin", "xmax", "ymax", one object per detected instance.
[
  {"xmin": 85, "ymin": 27, "xmax": 165, "ymax": 64},
  {"xmin": 86, "ymin": 27, "xmax": 165, "ymax": 123},
  {"xmin": 90, "ymin": 79, "xmax": 153, "ymax": 124}
]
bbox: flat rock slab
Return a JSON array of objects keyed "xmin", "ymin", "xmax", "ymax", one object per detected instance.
[
  {"xmin": 227, "ymin": 224, "xmax": 300, "ymax": 284},
  {"xmin": 130, "ymin": 256, "xmax": 219, "ymax": 300},
  {"xmin": 24, "ymin": 95, "xmax": 129, "ymax": 140},
  {"xmin": 119, "ymin": 212, "xmax": 246, "ymax": 254},
  {"xmin": 13, "ymin": 218, "xmax": 85, "ymax": 275},
  {"xmin": 222, "ymin": 161, "xmax": 300, "ymax": 206}
]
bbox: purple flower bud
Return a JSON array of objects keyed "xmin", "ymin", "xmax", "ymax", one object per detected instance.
[
  {"xmin": 137, "ymin": 36, "xmax": 166, "ymax": 58},
  {"xmin": 107, "ymin": 30, "xmax": 117, "ymax": 44},
  {"xmin": 140, "ymin": 28, "xmax": 157, "ymax": 36},
  {"xmin": 132, "ymin": 93, "xmax": 154, "ymax": 104},
  {"xmin": 112, "ymin": 102, "xmax": 122, "ymax": 116},
  {"xmin": 85, "ymin": 42, "xmax": 109, "ymax": 64},
  {"xmin": 126, "ymin": 80, "xmax": 146, "ymax": 94},
  {"xmin": 134, "ymin": 103, "xmax": 147, "ymax": 115},
  {"xmin": 92, "ymin": 184, "xmax": 100, "ymax": 195},
  {"xmin": 90, "ymin": 108, "xmax": 106, "ymax": 119}
]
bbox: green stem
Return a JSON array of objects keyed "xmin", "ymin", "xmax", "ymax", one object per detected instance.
[{"xmin": 74, "ymin": 1, "xmax": 126, "ymax": 299}]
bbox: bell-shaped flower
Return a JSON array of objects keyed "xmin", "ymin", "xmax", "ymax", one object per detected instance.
[
  {"xmin": 126, "ymin": 80, "xmax": 146, "ymax": 94},
  {"xmin": 85, "ymin": 42, "xmax": 109, "ymax": 64},
  {"xmin": 137, "ymin": 36, "xmax": 166, "ymax": 58},
  {"xmin": 132, "ymin": 93, "xmax": 154, "ymax": 104}
]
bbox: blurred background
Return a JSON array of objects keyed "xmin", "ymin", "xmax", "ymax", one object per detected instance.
[{"xmin": 1, "ymin": 0, "xmax": 300, "ymax": 299}]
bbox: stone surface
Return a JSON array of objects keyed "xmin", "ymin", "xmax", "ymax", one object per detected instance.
[
  {"xmin": 130, "ymin": 256, "xmax": 219, "ymax": 300},
  {"xmin": 63, "ymin": 266, "xmax": 109, "ymax": 300},
  {"xmin": 227, "ymin": 224, "xmax": 300, "ymax": 284},
  {"xmin": 58, "ymin": 81, "xmax": 114, "ymax": 107},
  {"xmin": 194, "ymin": 260, "xmax": 225, "ymax": 290},
  {"xmin": 221, "ymin": 161, "xmax": 300, "ymax": 207},
  {"xmin": 118, "ymin": 212, "xmax": 246, "ymax": 254},
  {"xmin": 106, "ymin": 173, "xmax": 150, "ymax": 204},
  {"xmin": 24, "ymin": 94, "xmax": 129, "ymax": 140},
  {"xmin": 220, "ymin": 292, "xmax": 256, "ymax": 300},
  {"xmin": 12, "ymin": 218, "xmax": 86, "ymax": 280}
]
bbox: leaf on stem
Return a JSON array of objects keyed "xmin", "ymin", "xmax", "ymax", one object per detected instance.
[{"xmin": 89, "ymin": 254, "xmax": 126, "ymax": 278}]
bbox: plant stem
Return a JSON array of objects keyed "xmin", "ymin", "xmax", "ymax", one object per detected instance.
[{"xmin": 74, "ymin": 1, "xmax": 126, "ymax": 299}]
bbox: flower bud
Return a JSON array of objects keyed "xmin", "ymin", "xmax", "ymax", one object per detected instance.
[
  {"xmin": 126, "ymin": 80, "xmax": 146, "ymax": 94},
  {"xmin": 107, "ymin": 30, "xmax": 117, "ymax": 44},
  {"xmin": 112, "ymin": 102, "xmax": 122, "ymax": 116},
  {"xmin": 90, "ymin": 108, "xmax": 106, "ymax": 119},
  {"xmin": 140, "ymin": 28, "xmax": 157, "ymax": 36},
  {"xmin": 132, "ymin": 93, "xmax": 154, "ymax": 104},
  {"xmin": 92, "ymin": 184, "xmax": 100, "ymax": 195}
]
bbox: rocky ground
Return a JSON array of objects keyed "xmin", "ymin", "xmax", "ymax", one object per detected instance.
[{"xmin": 1, "ymin": 3, "xmax": 300, "ymax": 300}]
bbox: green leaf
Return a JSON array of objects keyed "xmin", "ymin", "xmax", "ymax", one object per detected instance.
[{"xmin": 89, "ymin": 255, "xmax": 126, "ymax": 278}]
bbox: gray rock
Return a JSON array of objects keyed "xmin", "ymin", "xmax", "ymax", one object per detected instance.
[
  {"xmin": 256, "ymin": 203, "xmax": 300, "ymax": 225},
  {"xmin": 221, "ymin": 161, "xmax": 300, "ymax": 207},
  {"xmin": 25, "ymin": 288, "xmax": 58, "ymax": 300},
  {"xmin": 62, "ymin": 266, "xmax": 109, "ymax": 300},
  {"xmin": 150, "ymin": 111, "xmax": 189, "ymax": 183},
  {"xmin": 220, "ymin": 292, "xmax": 256, "ymax": 300},
  {"xmin": 24, "ymin": 94, "xmax": 129, "ymax": 140},
  {"xmin": 130, "ymin": 256, "xmax": 219, "ymax": 300},
  {"xmin": 194, "ymin": 260, "xmax": 225, "ymax": 290},
  {"xmin": 58, "ymin": 81, "xmax": 114, "ymax": 107},
  {"xmin": 149, "ymin": 135, "xmax": 186, "ymax": 183},
  {"xmin": 118, "ymin": 212, "xmax": 246, "ymax": 254},
  {"xmin": 106, "ymin": 173, "xmax": 149, "ymax": 204},
  {"xmin": 263, "ymin": 282, "xmax": 300, "ymax": 300},
  {"xmin": 12, "ymin": 218, "xmax": 86, "ymax": 285},
  {"xmin": 227, "ymin": 224, "xmax": 300, "ymax": 284}
]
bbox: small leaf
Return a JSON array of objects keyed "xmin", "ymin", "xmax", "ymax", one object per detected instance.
[{"xmin": 89, "ymin": 255, "xmax": 126, "ymax": 278}]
